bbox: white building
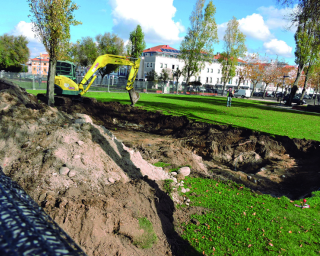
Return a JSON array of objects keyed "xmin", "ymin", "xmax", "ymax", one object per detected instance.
[{"xmin": 138, "ymin": 45, "xmax": 252, "ymax": 90}]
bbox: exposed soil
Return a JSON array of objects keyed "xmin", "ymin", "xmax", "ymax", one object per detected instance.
[{"xmin": 1, "ymin": 78, "xmax": 320, "ymax": 256}]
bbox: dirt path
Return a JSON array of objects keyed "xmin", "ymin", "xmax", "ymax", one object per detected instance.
[{"xmin": 1, "ymin": 78, "xmax": 320, "ymax": 256}]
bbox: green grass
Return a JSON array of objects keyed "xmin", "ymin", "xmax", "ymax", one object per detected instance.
[
  {"xmin": 133, "ymin": 217, "xmax": 158, "ymax": 249},
  {"xmin": 179, "ymin": 177, "xmax": 320, "ymax": 255},
  {"xmin": 27, "ymin": 91, "xmax": 320, "ymax": 141},
  {"xmin": 163, "ymin": 179, "xmax": 174, "ymax": 196},
  {"xmin": 153, "ymin": 162, "xmax": 171, "ymax": 168}
]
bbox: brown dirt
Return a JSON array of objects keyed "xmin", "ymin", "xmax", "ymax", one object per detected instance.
[{"xmin": 1, "ymin": 78, "xmax": 320, "ymax": 256}]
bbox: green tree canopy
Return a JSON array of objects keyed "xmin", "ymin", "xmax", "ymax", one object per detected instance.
[
  {"xmin": 28, "ymin": 0, "xmax": 81, "ymax": 106},
  {"xmin": 129, "ymin": 25, "xmax": 146, "ymax": 59},
  {"xmin": 179, "ymin": 0, "xmax": 218, "ymax": 84},
  {"xmin": 0, "ymin": 34, "xmax": 30, "ymax": 72},
  {"xmin": 218, "ymin": 17, "xmax": 247, "ymax": 95},
  {"xmin": 95, "ymin": 32, "xmax": 125, "ymax": 81}
]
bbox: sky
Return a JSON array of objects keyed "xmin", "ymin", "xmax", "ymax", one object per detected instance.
[{"xmin": 1, "ymin": 0, "xmax": 297, "ymax": 64}]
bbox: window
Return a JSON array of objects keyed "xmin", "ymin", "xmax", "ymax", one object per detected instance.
[
  {"xmin": 147, "ymin": 63, "xmax": 149, "ymax": 67},
  {"xmin": 34, "ymin": 63, "xmax": 36, "ymax": 65},
  {"xmin": 218, "ymin": 69, "xmax": 220, "ymax": 74},
  {"xmin": 207, "ymin": 68, "xmax": 209, "ymax": 73},
  {"xmin": 150, "ymin": 63, "xmax": 152, "ymax": 67},
  {"xmin": 211, "ymin": 69, "xmax": 213, "ymax": 73},
  {"xmin": 165, "ymin": 64, "xmax": 167, "ymax": 68},
  {"xmin": 228, "ymin": 79, "xmax": 232, "ymax": 84},
  {"xmin": 246, "ymin": 80, "xmax": 248, "ymax": 85},
  {"xmin": 206, "ymin": 77, "xmax": 209, "ymax": 83},
  {"xmin": 198, "ymin": 76, "xmax": 201, "ymax": 82},
  {"xmin": 235, "ymin": 79, "xmax": 238, "ymax": 85},
  {"xmin": 33, "ymin": 67, "xmax": 36, "ymax": 71},
  {"xmin": 44, "ymin": 68, "xmax": 47, "ymax": 72},
  {"xmin": 210, "ymin": 77, "xmax": 212, "ymax": 83},
  {"xmin": 172, "ymin": 65, "xmax": 175, "ymax": 70},
  {"xmin": 160, "ymin": 63, "xmax": 163, "ymax": 68},
  {"xmin": 176, "ymin": 65, "xmax": 179, "ymax": 70},
  {"xmin": 217, "ymin": 78, "xmax": 219, "ymax": 83}
]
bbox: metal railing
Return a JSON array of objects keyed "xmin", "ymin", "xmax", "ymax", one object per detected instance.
[{"xmin": 0, "ymin": 71, "xmax": 221, "ymax": 96}]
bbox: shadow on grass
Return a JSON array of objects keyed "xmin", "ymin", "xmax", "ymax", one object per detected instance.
[{"xmin": 156, "ymin": 95, "xmax": 320, "ymax": 117}]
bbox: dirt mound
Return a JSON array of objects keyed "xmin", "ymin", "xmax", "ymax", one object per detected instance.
[{"xmin": 0, "ymin": 79, "xmax": 192, "ymax": 255}]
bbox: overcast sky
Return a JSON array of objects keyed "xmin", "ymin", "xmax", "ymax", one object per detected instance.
[{"xmin": 1, "ymin": 0, "xmax": 297, "ymax": 64}]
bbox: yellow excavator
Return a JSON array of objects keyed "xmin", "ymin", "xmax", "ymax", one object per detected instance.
[{"xmin": 39, "ymin": 54, "xmax": 141, "ymax": 106}]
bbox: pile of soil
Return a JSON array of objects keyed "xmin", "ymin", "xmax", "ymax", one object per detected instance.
[{"xmin": 1, "ymin": 78, "xmax": 320, "ymax": 255}]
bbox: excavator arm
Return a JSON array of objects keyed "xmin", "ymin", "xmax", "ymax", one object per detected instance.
[{"xmin": 78, "ymin": 54, "xmax": 141, "ymax": 105}]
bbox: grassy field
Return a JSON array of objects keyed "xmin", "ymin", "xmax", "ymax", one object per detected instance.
[
  {"xmin": 178, "ymin": 176, "xmax": 320, "ymax": 256},
  {"xmin": 28, "ymin": 90, "xmax": 320, "ymax": 141}
]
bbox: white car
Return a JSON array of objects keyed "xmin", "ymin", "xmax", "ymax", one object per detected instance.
[{"xmin": 234, "ymin": 89, "xmax": 251, "ymax": 98}]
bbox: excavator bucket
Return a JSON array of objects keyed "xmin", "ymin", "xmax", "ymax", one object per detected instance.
[{"xmin": 128, "ymin": 88, "xmax": 140, "ymax": 106}]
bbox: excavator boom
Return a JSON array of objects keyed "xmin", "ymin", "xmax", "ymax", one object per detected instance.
[{"xmin": 78, "ymin": 54, "xmax": 141, "ymax": 106}]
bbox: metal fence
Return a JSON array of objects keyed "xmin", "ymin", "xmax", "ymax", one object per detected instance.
[{"xmin": 0, "ymin": 71, "xmax": 223, "ymax": 96}]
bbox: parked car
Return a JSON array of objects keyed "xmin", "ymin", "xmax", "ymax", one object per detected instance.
[
  {"xmin": 234, "ymin": 89, "xmax": 251, "ymax": 98},
  {"xmin": 253, "ymin": 92, "xmax": 263, "ymax": 97},
  {"xmin": 283, "ymin": 95, "xmax": 306, "ymax": 105},
  {"xmin": 206, "ymin": 88, "xmax": 218, "ymax": 93}
]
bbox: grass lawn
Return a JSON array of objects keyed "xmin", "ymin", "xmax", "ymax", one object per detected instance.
[
  {"xmin": 178, "ymin": 177, "xmax": 320, "ymax": 256},
  {"xmin": 28, "ymin": 91, "xmax": 320, "ymax": 142}
]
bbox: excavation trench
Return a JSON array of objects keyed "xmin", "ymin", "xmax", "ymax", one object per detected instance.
[
  {"xmin": 1, "ymin": 79, "xmax": 320, "ymax": 256},
  {"xmin": 57, "ymin": 100, "xmax": 320, "ymax": 200}
]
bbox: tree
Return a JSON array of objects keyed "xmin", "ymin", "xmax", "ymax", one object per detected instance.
[
  {"xmin": 281, "ymin": 3, "xmax": 320, "ymax": 105},
  {"xmin": 218, "ymin": 17, "xmax": 247, "ymax": 95},
  {"xmin": 244, "ymin": 54, "xmax": 264, "ymax": 97},
  {"xmin": 260, "ymin": 59, "xmax": 281, "ymax": 98},
  {"xmin": 78, "ymin": 36, "xmax": 98, "ymax": 67},
  {"xmin": 0, "ymin": 34, "xmax": 30, "ymax": 72},
  {"xmin": 129, "ymin": 25, "xmax": 146, "ymax": 59},
  {"xmin": 146, "ymin": 70, "xmax": 158, "ymax": 81},
  {"xmin": 179, "ymin": 0, "xmax": 218, "ymax": 85},
  {"xmin": 96, "ymin": 33, "xmax": 125, "ymax": 82},
  {"xmin": 159, "ymin": 68, "xmax": 170, "ymax": 83},
  {"xmin": 236, "ymin": 64, "xmax": 247, "ymax": 90},
  {"xmin": 28, "ymin": 0, "xmax": 81, "ymax": 106}
]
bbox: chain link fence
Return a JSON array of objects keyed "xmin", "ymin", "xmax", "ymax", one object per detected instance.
[{"xmin": 0, "ymin": 71, "xmax": 221, "ymax": 96}]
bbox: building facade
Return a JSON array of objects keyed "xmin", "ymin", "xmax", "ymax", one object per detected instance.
[
  {"xmin": 29, "ymin": 53, "xmax": 49, "ymax": 76},
  {"xmin": 139, "ymin": 45, "xmax": 254, "ymax": 90}
]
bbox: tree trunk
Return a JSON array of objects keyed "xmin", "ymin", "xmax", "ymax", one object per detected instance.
[
  {"xmin": 47, "ymin": 59, "xmax": 56, "ymax": 106},
  {"xmin": 262, "ymin": 83, "xmax": 269, "ymax": 99},
  {"xmin": 300, "ymin": 66, "xmax": 310, "ymax": 102},
  {"xmin": 250, "ymin": 82, "xmax": 257, "ymax": 97},
  {"xmin": 221, "ymin": 79, "xmax": 227, "ymax": 96},
  {"xmin": 237, "ymin": 78, "xmax": 241, "ymax": 90},
  {"xmin": 285, "ymin": 64, "xmax": 304, "ymax": 106}
]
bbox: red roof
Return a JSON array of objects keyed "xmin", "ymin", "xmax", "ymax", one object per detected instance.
[
  {"xmin": 30, "ymin": 57, "xmax": 49, "ymax": 62},
  {"xmin": 143, "ymin": 45, "xmax": 178, "ymax": 53}
]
